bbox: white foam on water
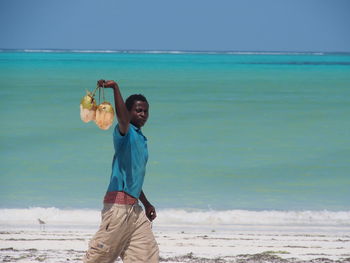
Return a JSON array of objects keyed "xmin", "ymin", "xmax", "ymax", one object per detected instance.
[
  {"xmin": 1, "ymin": 207, "xmax": 349, "ymax": 227},
  {"xmin": 157, "ymin": 209, "xmax": 350, "ymax": 226},
  {"xmin": 0, "ymin": 207, "xmax": 99, "ymax": 226}
]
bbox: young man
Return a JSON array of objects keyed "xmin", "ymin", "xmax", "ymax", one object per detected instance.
[{"xmin": 83, "ymin": 80, "xmax": 159, "ymax": 263}]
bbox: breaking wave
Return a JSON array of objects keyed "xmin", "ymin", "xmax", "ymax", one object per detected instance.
[{"xmin": 0, "ymin": 207, "xmax": 349, "ymax": 227}]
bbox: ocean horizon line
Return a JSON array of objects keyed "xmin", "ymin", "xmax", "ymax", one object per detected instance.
[{"xmin": 1, "ymin": 48, "xmax": 350, "ymax": 55}]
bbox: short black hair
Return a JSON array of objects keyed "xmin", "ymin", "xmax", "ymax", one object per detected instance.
[{"xmin": 125, "ymin": 94, "xmax": 148, "ymax": 111}]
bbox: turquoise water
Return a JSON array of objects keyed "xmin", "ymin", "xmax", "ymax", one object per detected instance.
[{"xmin": 1, "ymin": 51, "xmax": 349, "ymax": 211}]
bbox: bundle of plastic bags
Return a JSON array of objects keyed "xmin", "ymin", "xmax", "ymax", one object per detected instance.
[
  {"xmin": 79, "ymin": 83, "xmax": 115, "ymax": 130},
  {"xmin": 95, "ymin": 101, "xmax": 114, "ymax": 130},
  {"xmin": 80, "ymin": 91, "xmax": 97, "ymax": 123}
]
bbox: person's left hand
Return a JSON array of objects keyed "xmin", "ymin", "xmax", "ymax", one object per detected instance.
[{"xmin": 145, "ymin": 205, "xmax": 157, "ymax": 221}]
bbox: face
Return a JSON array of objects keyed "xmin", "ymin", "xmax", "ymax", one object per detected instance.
[{"xmin": 129, "ymin": 100, "xmax": 149, "ymax": 128}]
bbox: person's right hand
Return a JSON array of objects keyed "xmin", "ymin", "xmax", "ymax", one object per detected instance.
[
  {"xmin": 97, "ymin": 79, "xmax": 105, "ymax": 87},
  {"xmin": 97, "ymin": 79, "xmax": 117, "ymax": 88}
]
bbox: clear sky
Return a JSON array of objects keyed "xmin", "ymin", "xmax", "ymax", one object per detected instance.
[{"xmin": 0, "ymin": 0, "xmax": 349, "ymax": 52}]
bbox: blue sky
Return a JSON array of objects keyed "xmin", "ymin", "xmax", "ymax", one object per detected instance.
[{"xmin": 1, "ymin": 0, "xmax": 349, "ymax": 52}]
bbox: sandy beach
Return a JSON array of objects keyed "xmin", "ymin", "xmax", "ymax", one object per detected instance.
[{"xmin": 1, "ymin": 223, "xmax": 349, "ymax": 263}]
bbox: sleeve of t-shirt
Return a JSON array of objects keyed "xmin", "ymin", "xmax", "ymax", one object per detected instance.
[{"xmin": 113, "ymin": 124, "xmax": 130, "ymax": 150}]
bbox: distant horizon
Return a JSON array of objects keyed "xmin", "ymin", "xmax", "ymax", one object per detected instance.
[{"xmin": 1, "ymin": 48, "xmax": 350, "ymax": 55}]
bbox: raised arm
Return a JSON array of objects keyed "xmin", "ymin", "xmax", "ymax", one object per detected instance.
[
  {"xmin": 139, "ymin": 190, "xmax": 157, "ymax": 221},
  {"xmin": 98, "ymin": 80, "xmax": 130, "ymax": 135}
]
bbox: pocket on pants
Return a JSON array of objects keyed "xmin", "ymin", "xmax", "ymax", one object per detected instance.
[
  {"xmin": 89, "ymin": 239, "xmax": 110, "ymax": 254},
  {"xmin": 101, "ymin": 205, "xmax": 119, "ymax": 231}
]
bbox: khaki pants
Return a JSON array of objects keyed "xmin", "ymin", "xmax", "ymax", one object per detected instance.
[{"xmin": 83, "ymin": 203, "xmax": 159, "ymax": 263}]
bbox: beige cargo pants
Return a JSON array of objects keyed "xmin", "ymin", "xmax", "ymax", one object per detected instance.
[{"xmin": 83, "ymin": 203, "xmax": 159, "ymax": 263}]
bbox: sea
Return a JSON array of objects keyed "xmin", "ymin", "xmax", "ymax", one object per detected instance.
[{"xmin": 0, "ymin": 49, "xmax": 349, "ymax": 229}]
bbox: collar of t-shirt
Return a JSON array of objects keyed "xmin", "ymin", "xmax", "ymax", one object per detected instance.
[{"xmin": 130, "ymin": 124, "xmax": 147, "ymax": 141}]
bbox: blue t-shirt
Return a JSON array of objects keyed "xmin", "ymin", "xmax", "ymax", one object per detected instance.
[{"xmin": 106, "ymin": 124, "xmax": 148, "ymax": 198}]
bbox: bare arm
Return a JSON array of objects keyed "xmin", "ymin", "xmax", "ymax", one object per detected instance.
[
  {"xmin": 97, "ymin": 80, "xmax": 130, "ymax": 135},
  {"xmin": 139, "ymin": 190, "xmax": 157, "ymax": 221}
]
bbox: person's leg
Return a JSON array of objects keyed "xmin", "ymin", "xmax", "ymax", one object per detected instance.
[
  {"xmin": 120, "ymin": 206, "xmax": 159, "ymax": 263},
  {"xmin": 83, "ymin": 204, "xmax": 134, "ymax": 263}
]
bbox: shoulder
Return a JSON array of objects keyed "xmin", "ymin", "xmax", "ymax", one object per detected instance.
[
  {"xmin": 114, "ymin": 124, "xmax": 130, "ymax": 140},
  {"xmin": 114, "ymin": 124, "xmax": 139, "ymax": 139}
]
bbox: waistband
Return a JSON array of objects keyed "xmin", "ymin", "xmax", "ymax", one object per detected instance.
[{"xmin": 103, "ymin": 191, "xmax": 138, "ymax": 205}]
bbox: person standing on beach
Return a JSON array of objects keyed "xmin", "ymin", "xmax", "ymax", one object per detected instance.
[{"xmin": 83, "ymin": 80, "xmax": 159, "ymax": 263}]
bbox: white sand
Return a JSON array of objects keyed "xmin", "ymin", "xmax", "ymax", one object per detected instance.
[{"xmin": 1, "ymin": 223, "xmax": 349, "ymax": 262}]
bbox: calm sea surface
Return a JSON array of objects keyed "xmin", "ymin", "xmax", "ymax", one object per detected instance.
[{"xmin": 1, "ymin": 51, "xmax": 349, "ymax": 211}]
